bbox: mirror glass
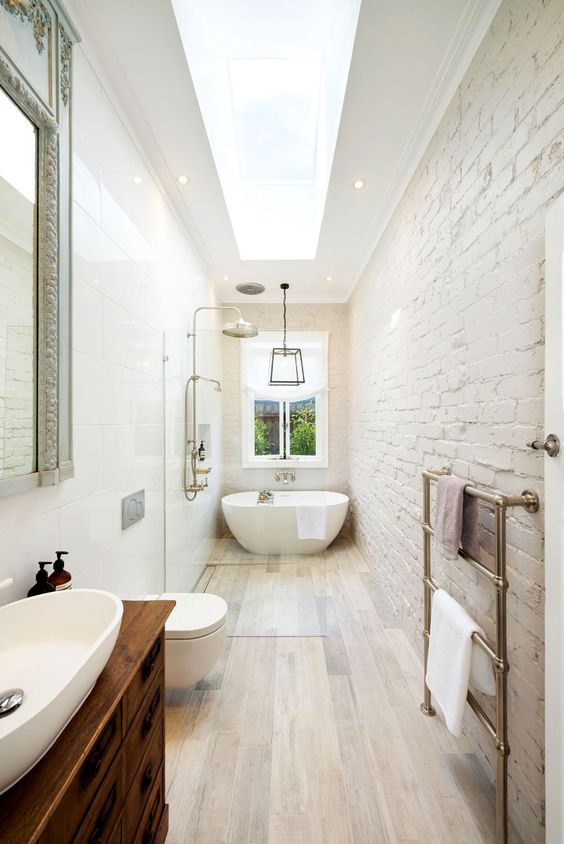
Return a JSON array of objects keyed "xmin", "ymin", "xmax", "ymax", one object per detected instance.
[{"xmin": 0, "ymin": 88, "xmax": 37, "ymax": 479}]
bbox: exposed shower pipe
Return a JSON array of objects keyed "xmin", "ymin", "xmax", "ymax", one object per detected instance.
[{"xmin": 184, "ymin": 306, "xmax": 258, "ymax": 501}]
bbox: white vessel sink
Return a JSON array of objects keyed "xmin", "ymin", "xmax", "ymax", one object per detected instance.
[{"xmin": 0, "ymin": 589, "xmax": 123, "ymax": 794}]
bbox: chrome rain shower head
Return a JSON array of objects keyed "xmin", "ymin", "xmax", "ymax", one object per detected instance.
[{"xmin": 222, "ymin": 318, "xmax": 258, "ymax": 338}]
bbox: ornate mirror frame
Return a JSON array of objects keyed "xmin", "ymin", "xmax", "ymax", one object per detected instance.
[{"xmin": 0, "ymin": 0, "xmax": 79, "ymax": 496}]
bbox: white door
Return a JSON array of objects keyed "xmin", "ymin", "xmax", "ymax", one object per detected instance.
[{"xmin": 545, "ymin": 192, "xmax": 564, "ymax": 843}]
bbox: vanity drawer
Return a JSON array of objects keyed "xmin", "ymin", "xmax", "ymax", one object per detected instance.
[
  {"xmin": 129, "ymin": 765, "xmax": 165, "ymax": 844},
  {"xmin": 73, "ymin": 751, "xmax": 124, "ymax": 844},
  {"xmin": 124, "ymin": 673, "xmax": 163, "ymax": 791},
  {"xmin": 123, "ymin": 633, "xmax": 163, "ymax": 729},
  {"xmin": 123, "ymin": 725, "xmax": 164, "ymax": 842},
  {"xmin": 40, "ymin": 707, "xmax": 122, "ymax": 844}
]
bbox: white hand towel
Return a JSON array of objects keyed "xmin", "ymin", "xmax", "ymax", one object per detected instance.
[
  {"xmin": 296, "ymin": 505, "xmax": 328, "ymax": 540},
  {"xmin": 426, "ymin": 589, "xmax": 496, "ymax": 736}
]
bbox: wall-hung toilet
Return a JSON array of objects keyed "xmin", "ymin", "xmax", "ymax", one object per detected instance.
[{"xmin": 160, "ymin": 592, "xmax": 227, "ymax": 688}]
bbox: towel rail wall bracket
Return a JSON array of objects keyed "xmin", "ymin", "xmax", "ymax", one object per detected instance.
[{"xmin": 420, "ymin": 467, "xmax": 539, "ymax": 844}]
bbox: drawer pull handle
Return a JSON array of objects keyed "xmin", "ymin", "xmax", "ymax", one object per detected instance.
[
  {"xmin": 88, "ymin": 783, "xmax": 117, "ymax": 844},
  {"xmin": 142, "ymin": 763, "xmax": 154, "ymax": 793},
  {"xmin": 142, "ymin": 788, "xmax": 161, "ymax": 844},
  {"xmin": 142, "ymin": 638, "xmax": 161, "ymax": 682},
  {"xmin": 142, "ymin": 687, "xmax": 161, "ymax": 738},
  {"xmin": 82, "ymin": 714, "xmax": 117, "ymax": 787}
]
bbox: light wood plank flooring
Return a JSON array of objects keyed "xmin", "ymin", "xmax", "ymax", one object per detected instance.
[
  {"xmin": 199, "ymin": 560, "xmax": 328, "ymax": 636},
  {"xmin": 165, "ymin": 538, "xmax": 496, "ymax": 843}
]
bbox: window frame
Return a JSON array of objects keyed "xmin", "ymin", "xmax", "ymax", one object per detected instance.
[{"xmin": 242, "ymin": 390, "xmax": 328, "ymax": 469}]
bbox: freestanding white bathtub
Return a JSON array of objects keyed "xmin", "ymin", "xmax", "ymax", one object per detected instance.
[{"xmin": 222, "ymin": 490, "xmax": 349, "ymax": 555}]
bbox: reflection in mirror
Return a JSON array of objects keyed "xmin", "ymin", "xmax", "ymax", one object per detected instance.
[{"xmin": 0, "ymin": 88, "xmax": 37, "ymax": 479}]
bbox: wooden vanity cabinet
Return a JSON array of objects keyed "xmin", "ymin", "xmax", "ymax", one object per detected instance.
[{"xmin": 0, "ymin": 600, "xmax": 175, "ymax": 844}]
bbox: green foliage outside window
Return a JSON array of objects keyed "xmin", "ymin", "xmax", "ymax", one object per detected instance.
[
  {"xmin": 254, "ymin": 417, "xmax": 272, "ymax": 455},
  {"xmin": 290, "ymin": 403, "xmax": 316, "ymax": 456}
]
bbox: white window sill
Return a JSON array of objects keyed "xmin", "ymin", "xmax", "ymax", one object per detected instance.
[{"xmin": 242, "ymin": 457, "xmax": 328, "ymax": 469}]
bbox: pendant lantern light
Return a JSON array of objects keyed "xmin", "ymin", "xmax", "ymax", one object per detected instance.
[{"xmin": 269, "ymin": 283, "xmax": 305, "ymax": 386}]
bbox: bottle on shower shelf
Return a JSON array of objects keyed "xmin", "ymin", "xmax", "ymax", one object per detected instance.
[{"xmin": 198, "ymin": 440, "xmax": 206, "ymax": 462}]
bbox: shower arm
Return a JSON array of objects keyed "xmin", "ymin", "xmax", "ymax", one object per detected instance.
[
  {"xmin": 184, "ymin": 306, "xmax": 242, "ymax": 500},
  {"xmin": 188, "ymin": 306, "xmax": 243, "ymax": 375}
]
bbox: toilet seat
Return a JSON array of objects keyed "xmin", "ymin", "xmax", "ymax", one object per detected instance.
[{"xmin": 160, "ymin": 592, "xmax": 227, "ymax": 640}]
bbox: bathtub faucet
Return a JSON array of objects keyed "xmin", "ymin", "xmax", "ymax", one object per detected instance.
[{"xmin": 275, "ymin": 471, "xmax": 296, "ymax": 484}]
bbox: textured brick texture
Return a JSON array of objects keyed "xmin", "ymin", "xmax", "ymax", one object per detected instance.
[
  {"xmin": 222, "ymin": 303, "xmax": 348, "ymax": 497},
  {"xmin": 348, "ymin": 1, "xmax": 564, "ymax": 840}
]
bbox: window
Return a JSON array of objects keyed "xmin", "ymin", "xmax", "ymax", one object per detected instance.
[
  {"xmin": 253, "ymin": 396, "xmax": 317, "ymax": 459},
  {"xmin": 242, "ymin": 331, "xmax": 328, "ymax": 468}
]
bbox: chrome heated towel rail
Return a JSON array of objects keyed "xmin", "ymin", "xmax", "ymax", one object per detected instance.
[{"xmin": 420, "ymin": 467, "xmax": 539, "ymax": 844}]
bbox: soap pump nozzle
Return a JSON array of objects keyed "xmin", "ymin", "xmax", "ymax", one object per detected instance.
[
  {"xmin": 27, "ymin": 562, "xmax": 55, "ymax": 597},
  {"xmin": 54, "ymin": 551, "xmax": 69, "ymax": 570}
]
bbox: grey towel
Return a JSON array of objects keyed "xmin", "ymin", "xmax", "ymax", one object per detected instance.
[{"xmin": 435, "ymin": 475, "xmax": 480, "ymax": 561}]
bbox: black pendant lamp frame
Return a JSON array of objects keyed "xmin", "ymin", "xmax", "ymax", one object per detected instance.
[{"xmin": 269, "ymin": 283, "xmax": 305, "ymax": 386}]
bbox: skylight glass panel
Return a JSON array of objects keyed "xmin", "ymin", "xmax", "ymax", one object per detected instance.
[
  {"xmin": 230, "ymin": 58, "xmax": 321, "ymax": 184},
  {"xmin": 172, "ymin": 0, "xmax": 361, "ymax": 260}
]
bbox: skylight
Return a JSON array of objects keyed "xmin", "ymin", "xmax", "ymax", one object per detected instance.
[{"xmin": 171, "ymin": 0, "xmax": 361, "ymax": 260}]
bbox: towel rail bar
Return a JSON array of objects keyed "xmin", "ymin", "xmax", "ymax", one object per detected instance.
[{"xmin": 420, "ymin": 467, "xmax": 539, "ymax": 844}]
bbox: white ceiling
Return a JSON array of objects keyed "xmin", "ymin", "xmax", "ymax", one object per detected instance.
[{"xmin": 72, "ymin": 0, "xmax": 500, "ymax": 303}]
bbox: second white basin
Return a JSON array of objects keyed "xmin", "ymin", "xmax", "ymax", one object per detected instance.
[{"xmin": 0, "ymin": 589, "xmax": 123, "ymax": 794}]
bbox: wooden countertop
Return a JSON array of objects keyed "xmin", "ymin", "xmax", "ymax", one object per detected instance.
[{"xmin": 0, "ymin": 599, "xmax": 175, "ymax": 843}]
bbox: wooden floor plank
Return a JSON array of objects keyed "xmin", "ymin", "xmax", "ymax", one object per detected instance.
[
  {"xmin": 442, "ymin": 752, "xmax": 499, "ymax": 843},
  {"xmin": 270, "ymin": 638, "xmax": 309, "ymax": 817},
  {"xmin": 227, "ymin": 745, "xmax": 272, "ymax": 844},
  {"xmin": 165, "ymin": 689, "xmax": 222, "ymax": 843},
  {"xmin": 328, "ymin": 675, "xmax": 395, "ymax": 843},
  {"xmin": 242, "ymin": 637, "xmax": 276, "ymax": 747},
  {"xmin": 193, "ymin": 730, "xmax": 241, "ymax": 843},
  {"xmin": 213, "ymin": 636, "xmax": 256, "ymax": 733}
]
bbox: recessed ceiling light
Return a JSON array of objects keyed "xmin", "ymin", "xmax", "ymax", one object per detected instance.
[
  {"xmin": 353, "ymin": 179, "xmax": 365, "ymax": 190},
  {"xmin": 131, "ymin": 175, "xmax": 142, "ymax": 184},
  {"xmin": 223, "ymin": 275, "xmax": 229, "ymax": 281},
  {"xmin": 326, "ymin": 275, "xmax": 332, "ymax": 282},
  {"xmin": 177, "ymin": 174, "xmax": 190, "ymax": 185}
]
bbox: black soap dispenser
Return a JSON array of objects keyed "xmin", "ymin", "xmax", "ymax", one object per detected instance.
[
  {"xmin": 27, "ymin": 562, "xmax": 55, "ymax": 597},
  {"xmin": 198, "ymin": 440, "xmax": 206, "ymax": 462}
]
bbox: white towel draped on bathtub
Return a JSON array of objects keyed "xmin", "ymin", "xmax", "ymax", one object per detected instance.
[
  {"xmin": 296, "ymin": 505, "xmax": 328, "ymax": 540},
  {"xmin": 426, "ymin": 588, "xmax": 496, "ymax": 736}
]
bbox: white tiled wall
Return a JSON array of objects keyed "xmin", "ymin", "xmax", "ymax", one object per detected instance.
[{"xmin": 0, "ymin": 48, "xmax": 223, "ymax": 604}]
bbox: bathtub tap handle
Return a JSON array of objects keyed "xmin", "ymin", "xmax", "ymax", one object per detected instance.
[{"xmin": 275, "ymin": 471, "xmax": 295, "ymax": 484}]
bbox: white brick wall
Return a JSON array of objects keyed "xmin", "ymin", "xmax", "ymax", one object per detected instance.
[
  {"xmin": 348, "ymin": 0, "xmax": 564, "ymax": 839},
  {"xmin": 222, "ymin": 303, "xmax": 348, "ymax": 498}
]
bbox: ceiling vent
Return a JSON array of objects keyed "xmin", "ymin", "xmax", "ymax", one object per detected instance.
[{"xmin": 235, "ymin": 282, "xmax": 265, "ymax": 295}]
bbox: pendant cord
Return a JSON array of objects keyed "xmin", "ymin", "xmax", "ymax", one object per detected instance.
[{"xmin": 283, "ymin": 285, "xmax": 287, "ymax": 352}]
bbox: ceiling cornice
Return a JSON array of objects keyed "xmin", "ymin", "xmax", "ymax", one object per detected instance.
[
  {"xmin": 344, "ymin": 0, "xmax": 502, "ymax": 302},
  {"xmin": 225, "ymin": 293, "xmax": 349, "ymax": 305},
  {"xmin": 63, "ymin": 0, "xmax": 223, "ymax": 303}
]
